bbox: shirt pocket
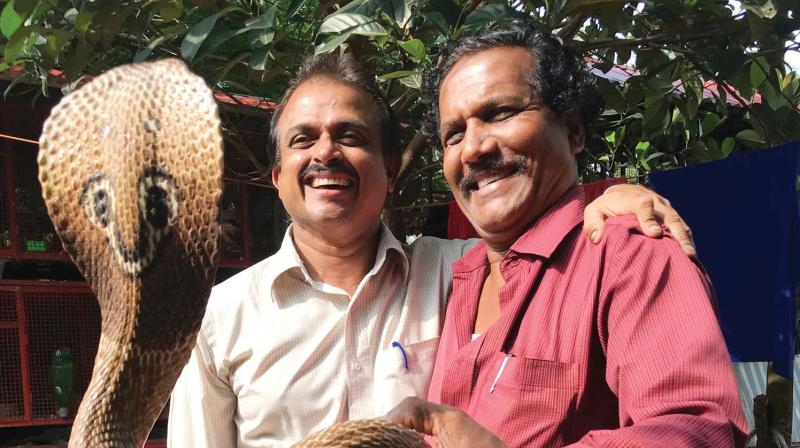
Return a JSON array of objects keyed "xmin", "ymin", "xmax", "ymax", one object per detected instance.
[
  {"xmin": 472, "ymin": 353, "xmax": 579, "ymax": 447},
  {"xmin": 374, "ymin": 337, "xmax": 440, "ymax": 414}
]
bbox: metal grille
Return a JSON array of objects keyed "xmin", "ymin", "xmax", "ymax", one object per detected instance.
[
  {"xmin": 0, "ymin": 151, "xmax": 10, "ymax": 250},
  {"xmin": 0, "ymin": 290, "xmax": 23, "ymax": 423},
  {"xmin": 10, "ymin": 145, "xmax": 62, "ymax": 255},
  {"xmin": 0, "ymin": 289, "xmax": 15, "ymax": 321},
  {"xmin": 23, "ymin": 290, "xmax": 99, "ymax": 420},
  {"xmin": 0, "ymin": 318, "xmax": 24, "ymax": 422}
]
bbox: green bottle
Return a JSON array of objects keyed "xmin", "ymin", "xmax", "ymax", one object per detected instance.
[{"xmin": 51, "ymin": 347, "xmax": 74, "ymax": 418}]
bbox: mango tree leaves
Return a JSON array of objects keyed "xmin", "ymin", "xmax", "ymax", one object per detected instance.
[{"xmin": 319, "ymin": 12, "xmax": 387, "ymax": 36}]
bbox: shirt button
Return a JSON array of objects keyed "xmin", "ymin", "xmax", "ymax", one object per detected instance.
[{"xmin": 352, "ymin": 362, "xmax": 362, "ymax": 370}]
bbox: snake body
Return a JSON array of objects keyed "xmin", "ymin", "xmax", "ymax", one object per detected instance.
[{"xmin": 37, "ymin": 59, "xmax": 427, "ymax": 448}]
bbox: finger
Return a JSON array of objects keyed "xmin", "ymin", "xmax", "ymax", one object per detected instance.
[
  {"xmin": 632, "ymin": 197, "xmax": 663, "ymax": 238},
  {"xmin": 384, "ymin": 397, "xmax": 437, "ymax": 435},
  {"xmin": 582, "ymin": 206, "xmax": 608, "ymax": 244},
  {"xmin": 664, "ymin": 215, "xmax": 697, "ymax": 258}
]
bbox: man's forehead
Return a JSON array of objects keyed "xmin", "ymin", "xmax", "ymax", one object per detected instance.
[
  {"xmin": 445, "ymin": 48, "xmax": 536, "ymax": 91},
  {"xmin": 279, "ymin": 79, "xmax": 381, "ymax": 131}
]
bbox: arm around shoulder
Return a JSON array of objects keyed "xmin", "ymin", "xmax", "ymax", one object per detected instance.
[{"xmin": 573, "ymin": 224, "xmax": 747, "ymax": 447}]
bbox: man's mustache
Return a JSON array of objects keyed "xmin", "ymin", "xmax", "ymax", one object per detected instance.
[
  {"xmin": 458, "ymin": 155, "xmax": 528, "ymax": 197},
  {"xmin": 300, "ymin": 161, "xmax": 359, "ymax": 183}
]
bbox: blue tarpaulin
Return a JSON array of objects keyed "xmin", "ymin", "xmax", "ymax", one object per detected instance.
[{"xmin": 649, "ymin": 143, "xmax": 800, "ymax": 378}]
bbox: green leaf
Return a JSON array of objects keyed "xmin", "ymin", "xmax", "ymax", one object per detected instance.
[
  {"xmin": 379, "ymin": 69, "xmax": 417, "ymax": 81},
  {"xmin": 287, "ymin": 0, "xmax": 307, "ymax": 17},
  {"xmin": 398, "ymin": 38, "xmax": 425, "ymax": 61},
  {"xmin": 44, "ymin": 30, "xmax": 73, "ymax": 57},
  {"xmin": 181, "ymin": 14, "xmax": 219, "ymax": 61},
  {"xmin": 135, "ymin": 35, "xmax": 168, "ymax": 62},
  {"xmin": 399, "ymin": 73, "xmax": 421, "ymax": 89},
  {"xmin": 319, "ymin": 13, "xmax": 387, "ymax": 36},
  {"xmin": 464, "ymin": 4, "xmax": 505, "ymax": 27},
  {"xmin": 245, "ymin": 6, "xmax": 276, "ymax": 30},
  {"xmin": 760, "ymin": 81, "xmax": 787, "ymax": 110},
  {"xmin": 423, "ymin": 11, "xmax": 449, "ymax": 34},
  {"xmin": 735, "ymin": 129, "xmax": 765, "ymax": 147},
  {"xmin": 249, "ymin": 28, "xmax": 276, "ymax": 47},
  {"xmin": 63, "ymin": 37, "xmax": 91, "ymax": 80},
  {"xmin": 595, "ymin": 77, "xmax": 625, "ymax": 114},
  {"xmin": 383, "ymin": 0, "xmax": 411, "ymax": 28},
  {"xmin": 196, "ymin": 25, "xmax": 253, "ymax": 62},
  {"xmin": 744, "ymin": 0, "xmax": 777, "ymax": 19},
  {"xmin": 134, "ymin": 24, "xmax": 185, "ymax": 62},
  {"xmin": 4, "ymin": 27, "xmax": 34, "ymax": 63},
  {"xmin": 248, "ymin": 46, "xmax": 270, "ymax": 71},
  {"xmin": 563, "ymin": 0, "xmax": 628, "ymax": 13},
  {"xmin": 75, "ymin": 10, "xmax": 94, "ymax": 34},
  {"xmin": 314, "ymin": 32, "xmax": 351, "ymax": 54},
  {"xmin": 700, "ymin": 113, "xmax": 722, "ymax": 136},
  {"xmin": 749, "ymin": 57, "xmax": 768, "ymax": 88},
  {"xmin": 1, "ymin": 0, "xmax": 25, "ymax": 39},
  {"xmin": 643, "ymin": 95, "xmax": 670, "ymax": 135},
  {"xmin": 159, "ymin": 0, "xmax": 183, "ymax": 21},
  {"xmin": 332, "ymin": 0, "xmax": 379, "ymax": 16},
  {"xmin": 720, "ymin": 137, "xmax": 735, "ymax": 157}
]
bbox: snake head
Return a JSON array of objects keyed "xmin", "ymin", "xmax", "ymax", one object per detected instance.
[{"xmin": 80, "ymin": 167, "xmax": 181, "ymax": 277}]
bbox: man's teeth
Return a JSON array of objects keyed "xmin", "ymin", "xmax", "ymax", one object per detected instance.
[
  {"xmin": 477, "ymin": 177, "xmax": 500, "ymax": 189},
  {"xmin": 310, "ymin": 177, "xmax": 351, "ymax": 187},
  {"xmin": 476, "ymin": 172, "xmax": 513, "ymax": 189}
]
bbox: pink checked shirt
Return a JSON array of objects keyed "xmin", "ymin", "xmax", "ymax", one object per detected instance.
[{"xmin": 427, "ymin": 187, "xmax": 748, "ymax": 447}]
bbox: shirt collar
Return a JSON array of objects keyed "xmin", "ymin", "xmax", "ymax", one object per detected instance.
[
  {"xmin": 264, "ymin": 222, "xmax": 409, "ymax": 300},
  {"xmin": 452, "ymin": 185, "xmax": 585, "ymax": 273}
]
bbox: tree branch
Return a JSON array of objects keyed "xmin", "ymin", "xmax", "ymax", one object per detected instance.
[
  {"xmin": 577, "ymin": 30, "xmax": 717, "ymax": 52},
  {"xmin": 557, "ymin": 14, "xmax": 586, "ymax": 40}
]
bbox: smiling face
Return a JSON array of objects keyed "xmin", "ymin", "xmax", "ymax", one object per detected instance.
[
  {"xmin": 439, "ymin": 46, "xmax": 585, "ymax": 248},
  {"xmin": 272, "ymin": 78, "xmax": 394, "ymax": 237}
]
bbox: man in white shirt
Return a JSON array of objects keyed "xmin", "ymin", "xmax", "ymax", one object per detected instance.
[{"xmin": 167, "ymin": 53, "xmax": 694, "ymax": 447}]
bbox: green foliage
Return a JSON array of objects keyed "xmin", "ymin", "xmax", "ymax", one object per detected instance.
[{"xmin": 2, "ymin": 0, "xmax": 800, "ymax": 234}]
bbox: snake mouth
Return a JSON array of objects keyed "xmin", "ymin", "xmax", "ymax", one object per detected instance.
[{"xmin": 81, "ymin": 168, "xmax": 180, "ymax": 277}]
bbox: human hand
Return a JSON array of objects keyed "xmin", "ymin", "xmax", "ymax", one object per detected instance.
[
  {"xmin": 384, "ymin": 397, "xmax": 507, "ymax": 448},
  {"xmin": 583, "ymin": 183, "xmax": 696, "ymax": 257}
]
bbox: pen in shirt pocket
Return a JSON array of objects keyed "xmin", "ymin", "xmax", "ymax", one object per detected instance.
[
  {"xmin": 392, "ymin": 341, "xmax": 409, "ymax": 370},
  {"xmin": 490, "ymin": 352, "xmax": 513, "ymax": 394}
]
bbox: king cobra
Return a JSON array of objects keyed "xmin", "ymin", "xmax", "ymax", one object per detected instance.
[{"xmin": 37, "ymin": 59, "xmax": 428, "ymax": 447}]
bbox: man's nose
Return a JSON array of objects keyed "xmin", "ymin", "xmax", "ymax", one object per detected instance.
[
  {"xmin": 460, "ymin": 122, "xmax": 498, "ymax": 165},
  {"xmin": 312, "ymin": 134, "xmax": 342, "ymax": 164}
]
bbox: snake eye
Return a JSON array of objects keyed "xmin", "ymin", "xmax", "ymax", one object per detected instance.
[
  {"xmin": 93, "ymin": 190, "xmax": 110, "ymax": 228},
  {"xmin": 145, "ymin": 185, "xmax": 169, "ymax": 229},
  {"xmin": 139, "ymin": 167, "xmax": 178, "ymax": 231},
  {"xmin": 81, "ymin": 174, "xmax": 113, "ymax": 230}
]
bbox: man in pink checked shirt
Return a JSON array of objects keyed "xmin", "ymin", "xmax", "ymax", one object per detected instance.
[{"xmin": 387, "ymin": 26, "xmax": 748, "ymax": 447}]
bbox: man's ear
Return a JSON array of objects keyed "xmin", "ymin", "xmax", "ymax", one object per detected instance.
[
  {"xmin": 271, "ymin": 164, "xmax": 281, "ymax": 191},
  {"xmin": 565, "ymin": 113, "xmax": 585, "ymax": 155}
]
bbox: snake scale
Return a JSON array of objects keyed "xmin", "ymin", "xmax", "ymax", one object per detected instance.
[{"xmin": 37, "ymin": 59, "xmax": 428, "ymax": 447}]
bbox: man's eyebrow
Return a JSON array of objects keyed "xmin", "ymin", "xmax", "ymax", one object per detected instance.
[
  {"xmin": 334, "ymin": 119, "xmax": 372, "ymax": 133},
  {"xmin": 440, "ymin": 94, "xmax": 530, "ymax": 132},
  {"xmin": 283, "ymin": 119, "xmax": 372, "ymax": 137}
]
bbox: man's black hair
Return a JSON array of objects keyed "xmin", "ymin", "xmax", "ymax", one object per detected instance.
[
  {"xmin": 423, "ymin": 24, "xmax": 602, "ymax": 142},
  {"xmin": 269, "ymin": 53, "xmax": 400, "ymax": 166}
]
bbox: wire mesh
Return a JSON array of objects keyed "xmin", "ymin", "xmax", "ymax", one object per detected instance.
[
  {"xmin": 0, "ymin": 291, "xmax": 23, "ymax": 422},
  {"xmin": 23, "ymin": 290, "xmax": 99, "ymax": 420},
  {"xmin": 10, "ymin": 145, "xmax": 62, "ymax": 255},
  {"xmin": 0, "ymin": 151, "xmax": 10, "ymax": 250},
  {"xmin": 0, "ymin": 327, "xmax": 24, "ymax": 422}
]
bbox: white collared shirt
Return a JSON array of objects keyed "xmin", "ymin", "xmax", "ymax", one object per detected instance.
[{"xmin": 167, "ymin": 224, "xmax": 475, "ymax": 447}]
